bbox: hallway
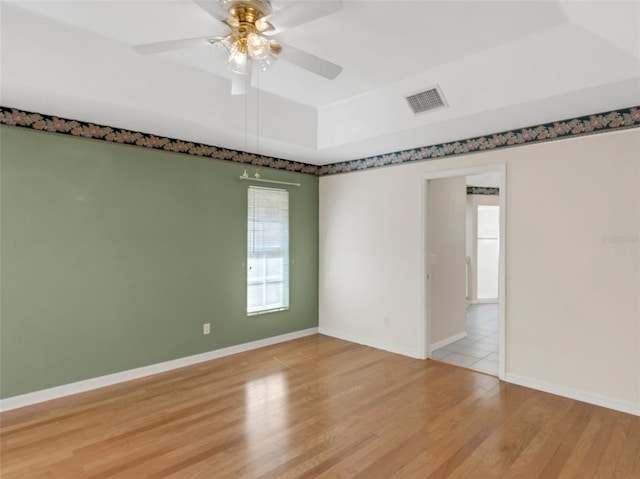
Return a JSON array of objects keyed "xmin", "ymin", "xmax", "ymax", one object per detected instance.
[{"xmin": 431, "ymin": 303, "xmax": 499, "ymax": 375}]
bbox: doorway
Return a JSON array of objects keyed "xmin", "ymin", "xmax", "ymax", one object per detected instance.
[{"xmin": 421, "ymin": 165, "xmax": 506, "ymax": 379}]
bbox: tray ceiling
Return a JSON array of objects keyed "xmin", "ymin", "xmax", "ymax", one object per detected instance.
[{"xmin": 2, "ymin": 0, "xmax": 639, "ymax": 165}]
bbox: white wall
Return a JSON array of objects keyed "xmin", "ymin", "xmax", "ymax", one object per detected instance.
[
  {"xmin": 319, "ymin": 129, "xmax": 640, "ymax": 414},
  {"xmin": 318, "ymin": 167, "xmax": 424, "ymax": 357},
  {"xmin": 429, "ymin": 177, "xmax": 467, "ymax": 345}
]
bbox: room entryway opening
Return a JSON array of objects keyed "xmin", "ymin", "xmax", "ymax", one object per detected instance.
[{"xmin": 421, "ymin": 165, "xmax": 506, "ymax": 379}]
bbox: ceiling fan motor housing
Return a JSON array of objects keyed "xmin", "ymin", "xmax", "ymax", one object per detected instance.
[
  {"xmin": 224, "ymin": 0, "xmax": 272, "ymax": 18},
  {"xmin": 221, "ymin": 0, "xmax": 277, "ymax": 58}
]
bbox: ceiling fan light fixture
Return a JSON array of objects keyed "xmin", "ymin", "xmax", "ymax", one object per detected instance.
[
  {"xmin": 254, "ymin": 17, "xmax": 271, "ymax": 33},
  {"xmin": 228, "ymin": 49, "xmax": 248, "ymax": 74},
  {"xmin": 246, "ymin": 32, "xmax": 270, "ymax": 60},
  {"xmin": 255, "ymin": 54, "xmax": 276, "ymax": 72},
  {"xmin": 217, "ymin": 35, "xmax": 240, "ymax": 55}
]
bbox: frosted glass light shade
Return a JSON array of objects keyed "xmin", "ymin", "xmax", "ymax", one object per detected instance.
[
  {"xmin": 256, "ymin": 54, "xmax": 276, "ymax": 72},
  {"xmin": 228, "ymin": 50, "xmax": 248, "ymax": 74},
  {"xmin": 218, "ymin": 35, "xmax": 239, "ymax": 55},
  {"xmin": 246, "ymin": 33, "xmax": 270, "ymax": 60},
  {"xmin": 255, "ymin": 17, "xmax": 270, "ymax": 32}
]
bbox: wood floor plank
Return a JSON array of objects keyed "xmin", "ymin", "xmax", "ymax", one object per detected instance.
[
  {"xmin": 1, "ymin": 334, "xmax": 639, "ymax": 479},
  {"xmin": 612, "ymin": 418, "xmax": 640, "ymax": 478}
]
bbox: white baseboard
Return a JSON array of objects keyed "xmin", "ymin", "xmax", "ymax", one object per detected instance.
[
  {"xmin": 505, "ymin": 373, "xmax": 640, "ymax": 417},
  {"xmin": 469, "ymin": 299, "xmax": 499, "ymax": 304},
  {"xmin": 430, "ymin": 331, "xmax": 467, "ymax": 352},
  {"xmin": 0, "ymin": 327, "xmax": 318, "ymax": 412},
  {"xmin": 318, "ymin": 326, "xmax": 422, "ymax": 359}
]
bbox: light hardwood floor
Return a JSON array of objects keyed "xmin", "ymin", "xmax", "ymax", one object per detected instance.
[{"xmin": 1, "ymin": 334, "xmax": 639, "ymax": 478}]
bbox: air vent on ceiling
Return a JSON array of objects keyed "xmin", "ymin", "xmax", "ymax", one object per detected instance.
[{"xmin": 406, "ymin": 86, "xmax": 448, "ymax": 114}]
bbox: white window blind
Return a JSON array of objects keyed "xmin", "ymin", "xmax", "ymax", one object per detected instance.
[{"xmin": 247, "ymin": 186, "xmax": 289, "ymax": 314}]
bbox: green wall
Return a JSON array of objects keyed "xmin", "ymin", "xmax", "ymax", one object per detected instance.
[{"xmin": 0, "ymin": 126, "xmax": 319, "ymax": 399}]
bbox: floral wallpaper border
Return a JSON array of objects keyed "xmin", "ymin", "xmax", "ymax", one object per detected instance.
[
  {"xmin": 0, "ymin": 107, "xmax": 318, "ymax": 175},
  {"xmin": 2, "ymin": 105, "xmax": 639, "ymax": 177},
  {"xmin": 318, "ymin": 106, "xmax": 640, "ymax": 175},
  {"xmin": 467, "ymin": 187, "xmax": 499, "ymax": 196}
]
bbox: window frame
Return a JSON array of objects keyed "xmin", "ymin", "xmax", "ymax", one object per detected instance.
[{"xmin": 246, "ymin": 185, "xmax": 290, "ymax": 316}]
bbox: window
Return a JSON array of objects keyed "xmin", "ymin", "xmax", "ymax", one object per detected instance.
[{"xmin": 247, "ymin": 186, "xmax": 289, "ymax": 315}]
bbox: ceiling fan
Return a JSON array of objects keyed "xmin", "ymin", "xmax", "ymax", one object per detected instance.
[{"xmin": 132, "ymin": 0, "xmax": 343, "ymax": 95}]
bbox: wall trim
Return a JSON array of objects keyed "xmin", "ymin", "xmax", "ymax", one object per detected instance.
[
  {"xmin": 430, "ymin": 332, "xmax": 468, "ymax": 352},
  {"xmin": 318, "ymin": 107, "xmax": 640, "ymax": 175},
  {"xmin": 467, "ymin": 186, "xmax": 499, "ymax": 196},
  {"xmin": 2, "ymin": 105, "xmax": 638, "ymax": 177},
  {"xmin": 0, "ymin": 107, "xmax": 318, "ymax": 175},
  {"xmin": 319, "ymin": 327, "xmax": 423, "ymax": 359},
  {"xmin": 0, "ymin": 327, "xmax": 318, "ymax": 413},
  {"xmin": 505, "ymin": 373, "xmax": 640, "ymax": 417}
]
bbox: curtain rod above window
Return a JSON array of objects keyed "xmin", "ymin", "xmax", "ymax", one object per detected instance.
[{"xmin": 240, "ymin": 169, "xmax": 300, "ymax": 187}]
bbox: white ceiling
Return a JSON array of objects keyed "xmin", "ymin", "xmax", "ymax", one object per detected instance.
[{"xmin": 2, "ymin": 0, "xmax": 639, "ymax": 166}]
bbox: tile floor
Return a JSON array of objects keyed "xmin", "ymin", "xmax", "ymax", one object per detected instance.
[{"xmin": 431, "ymin": 303, "xmax": 499, "ymax": 375}]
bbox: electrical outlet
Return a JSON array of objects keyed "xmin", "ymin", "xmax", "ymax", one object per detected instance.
[{"xmin": 203, "ymin": 323, "xmax": 211, "ymax": 335}]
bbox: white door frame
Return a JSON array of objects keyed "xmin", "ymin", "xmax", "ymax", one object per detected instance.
[{"xmin": 419, "ymin": 163, "xmax": 506, "ymax": 380}]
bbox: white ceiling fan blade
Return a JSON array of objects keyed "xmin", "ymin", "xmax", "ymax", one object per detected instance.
[
  {"xmin": 260, "ymin": 0, "xmax": 342, "ymax": 35},
  {"xmin": 277, "ymin": 42, "xmax": 342, "ymax": 79},
  {"xmin": 231, "ymin": 73, "xmax": 247, "ymax": 96},
  {"xmin": 193, "ymin": 0, "xmax": 230, "ymax": 23},
  {"xmin": 132, "ymin": 36, "xmax": 219, "ymax": 55}
]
